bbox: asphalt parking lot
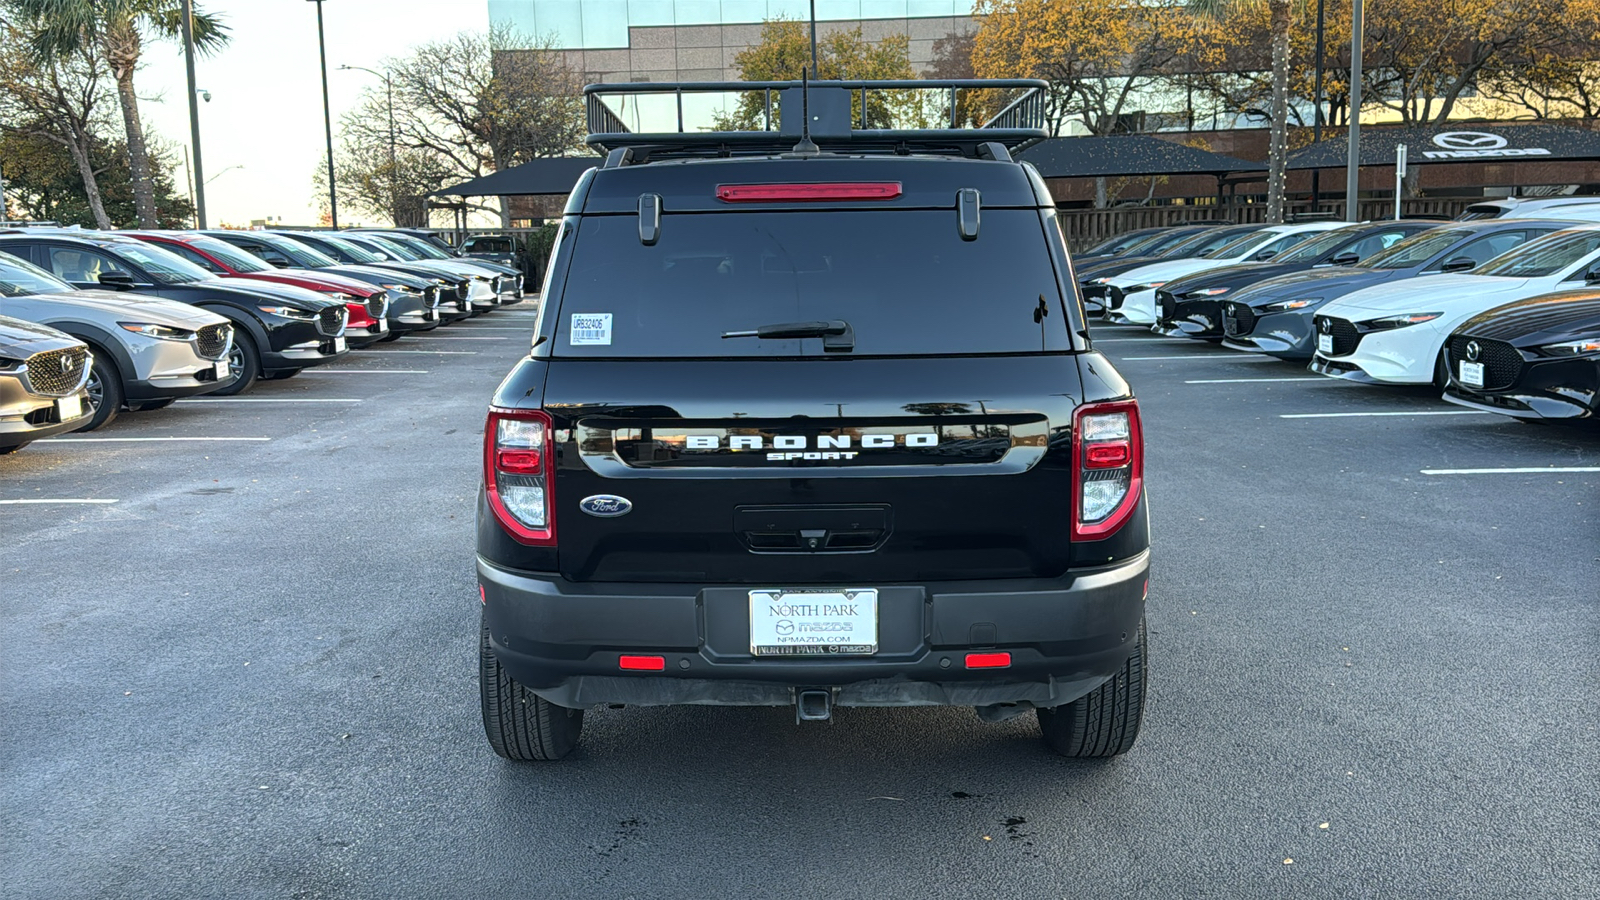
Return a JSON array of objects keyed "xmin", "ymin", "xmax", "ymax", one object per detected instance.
[{"xmin": 2, "ymin": 313, "xmax": 1596, "ymax": 899}]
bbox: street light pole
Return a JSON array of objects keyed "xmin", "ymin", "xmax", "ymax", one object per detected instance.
[
  {"xmin": 1346, "ymin": 0, "xmax": 1364, "ymax": 222},
  {"xmin": 809, "ymin": 0, "xmax": 818, "ymax": 74},
  {"xmin": 309, "ymin": 0, "xmax": 338, "ymax": 228},
  {"xmin": 1311, "ymin": 0, "xmax": 1325, "ymax": 210},
  {"xmin": 182, "ymin": 0, "xmax": 207, "ymax": 228},
  {"xmin": 339, "ymin": 65, "xmax": 397, "ymax": 222}
]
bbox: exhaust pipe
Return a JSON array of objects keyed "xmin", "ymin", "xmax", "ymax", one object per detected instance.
[{"xmin": 796, "ymin": 689, "xmax": 833, "ymax": 723}]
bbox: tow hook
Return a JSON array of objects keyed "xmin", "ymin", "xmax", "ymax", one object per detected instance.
[{"xmin": 796, "ymin": 689, "xmax": 833, "ymax": 723}]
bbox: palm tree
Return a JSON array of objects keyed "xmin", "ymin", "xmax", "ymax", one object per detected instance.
[
  {"xmin": 1192, "ymin": 0, "xmax": 1293, "ymax": 223},
  {"xmin": 15, "ymin": 0, "xmax": 227, "ymax": 228}
]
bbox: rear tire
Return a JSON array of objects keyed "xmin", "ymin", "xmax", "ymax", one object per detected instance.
[
  {"xmin": 1037, "ymin": 617, "xmax": 1147, "ymax": 757},
  {"xmin": 213, "ymin": 332, "xmax": 260, "ymax": 396},
  {"xmin": 480, "ymin": 615, "xmax": 583, "ymax": 760},
  {"xmin": 78, "ymin": 348, "xmax": 122, "ymax": 432}
]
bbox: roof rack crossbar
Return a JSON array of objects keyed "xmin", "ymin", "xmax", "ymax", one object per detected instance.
[{"xmin": 583, "ymin": 79, "xmax": 1049, "ymax": 160}]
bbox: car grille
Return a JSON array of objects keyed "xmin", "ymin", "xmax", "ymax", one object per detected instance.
[
  {"xmin": 1447, "ymin": 335, "xmax": 1523, "ymax": 390},
  {"xmin": 423, "ymin": 285, "xmax": 440, "ymax": 308},
  {"xmin": 491, "ymin": 275, "xmax": 505, "ymax": 293},
  {"xmin": 1222, "ymin": 303, "xmax": 1257, "ymax": 336},
  {"xmin": 1315, "ymin": 316, "xmax": 1362, "ymax": 356},
  {"xmin": 316, "ymin": 306, "xmax": 347, "ymax": 337},
  {"xmin": 1155, "ymin": 290, "xmax": 1176, "ymax": 322},
  {"xmin": 22, "ymin": 346, "xmax": 89, "ymax": 397},
  {"xmin": 1105, "ymin": 285, "xmax": 1127, "ymax": 311},
  {"xmin": 195, "ymin": 323, "xmax": 231, "ymax": 360},
  {"xmin": 454, "ymin": 282, "xmax": 469, "ymax": 301},
  {"xmin": 365, "ymin": 295, "xmax": 388, "ymax": 320}
]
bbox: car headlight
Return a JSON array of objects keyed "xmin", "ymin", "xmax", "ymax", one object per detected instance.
[
  {"xmin": 0, "ymin": 355, "xmax": 23, "ymax": 372},
  {"xmin": 1537, "ymin": 338, "xmax": 1600, "ymax": 356},
  {"xmin": 257, "ymin": 305, "xmax": 316, "ymax": 319},
  {"xmin": 1124, "ymin": 282, "xmax": 1167, "ymax": 294},
  {"xmin": 1363, "ymin": 312, "xmax": 1443, "ymax": 330},
  {"xmin": 381, "ymin": 283, "xmax": 420, "ymax": 294},
  {"xmin": 1262, "ymin": 298, "xmax": 1321, "ymax": 312},
  {"xmin": 1086, "ymin": 277, "xmax": 1114, "ymax": 285},
  {"xmin": 471, "ymin": 274, "xmax": 490, "ymax": 281},
  {"xmin": 327, "ymin": 292, "xmax": 356, "ymax": 301},
  {"xmin": 118, "ymin": 322, "xmax": 194, "ymax": 341},
  {"xmin": 1186, "ymin": 287, "xmax": 1231, "ymax": 297}
]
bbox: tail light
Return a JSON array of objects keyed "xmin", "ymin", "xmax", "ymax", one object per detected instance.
[
  {"xmin": 1070, "ymin": 400, "xmax": 1143, "ymax": 541},
  {"xmin": 484, "ymin": 408, "xmax": 556, "ymax": 546}
]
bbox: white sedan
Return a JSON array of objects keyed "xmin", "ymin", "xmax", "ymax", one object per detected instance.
[
  {"xmin": 1101, "ymin": 221, "xmax": 1350, "ymax": 325},
  {"xmin": 1309, "ymin": 225, "xmax": 1600, "ymax": 385}
]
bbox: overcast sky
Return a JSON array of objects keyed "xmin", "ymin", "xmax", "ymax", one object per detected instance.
[{"xmin": 137, "ymin": 0, "xmax": 490, "ymax": 226}]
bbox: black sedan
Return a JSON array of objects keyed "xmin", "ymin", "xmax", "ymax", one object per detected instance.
[
  {"xmin": 1154, "ymin": 220, "xmax": 1439, "ymax": 339},
  {"xmin": 1442, "ymin": 289, "xmax": 1600, "ymax": 421},
  {"xmin": 0, "ymin": 232, "xmax": 347, "ymax": 395},
  {"xmin": 1218, "ymin": 219, "xmax": 1575, "ymax": 360},
  {"xmin": 1080, "ymin": 224, "xmax": 1263, "ymax": 316}
]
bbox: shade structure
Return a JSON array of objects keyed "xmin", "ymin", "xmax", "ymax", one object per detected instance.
[
  {"xmin": 1289, "ymin": 123, "xmax": 1600, "ymax": 169},
  {"xmin": 1019, "ymin": 135, "xmax": 1265, "ymax": 179},
  {"xmin": 431, "ymin": 156, "xmax": 602, "ymax": 198}
]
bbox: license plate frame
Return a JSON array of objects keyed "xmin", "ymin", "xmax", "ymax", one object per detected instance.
[
  {"xmin": 333, "ymin": 336, "xmax": 347, "ymax": 354},
  {"xmin": 1460, "ymin": 360, "xmax": 1485, "ymax": 388},
  {"xmin": 1317, "ymin": 333, "xmax": 1334, "ymax": 354},
  {"xmin": 749, "ymin": 589, "xmax": 878, "ymax": 657},
  {"xmin": 56, "ymin": 394, "xmax": 82, "ymax": 421}
]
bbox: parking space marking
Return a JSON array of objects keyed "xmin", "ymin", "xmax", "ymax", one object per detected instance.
[
  {"xmin": 1185, "ymin": 377, "xmax": 1329, "ymax": 384},
  {"xmin": 359, "ymin": 349, "xmax": 478, "ymax": 355},
  {"xmin": 1119, "ymin": 354, "xmax": 1275, "ymax": 361},
  {"xmin": 41, "ymin": 436, "xmax": 272, "ymax": 443},
  {"xmin": 181, "ymin": 398, "xmax": 363, "ymax": 404},
  {"xmin": 1279, "ymin": 411, "xmax": 1491, "ymax": 419},
  {"xmin": 1090, "ymin": 337, "xmax": 1167, "ymax": 343},
  {"xmin": 399, "ymin": 336, "xmax": 510, "ymax": 341},
  {"xmin": 0, "ymin": 498, "xmax": 118, "ymax": 505},
  {"xmin": 312, "ymin": 369, "xmax": 430, "ymax": 374},
  {"xmin": 449, "ymin": 326, "xmax": 531, "ymax": 331},
  {"xmin": 1420, "ymin": 466, "xmax": 1600, "ymax": 475}
]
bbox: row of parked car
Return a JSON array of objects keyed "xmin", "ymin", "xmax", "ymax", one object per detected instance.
[
  {"xmin": 0, "ymin": 227, "xmax": 528, "ymax": 454},
  {"xmin": 1078, "ymin": 198, "xmax": 1600, "ymax": 423}
]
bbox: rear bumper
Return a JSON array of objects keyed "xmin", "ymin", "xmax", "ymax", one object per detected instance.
[{"xmin": 478, "ymin": 551, "xmax": 1150, "ymax": 710}]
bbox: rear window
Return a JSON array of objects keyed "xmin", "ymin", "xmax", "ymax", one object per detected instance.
[{"xmin": 552, "ymin": 210, "xmax": 1072, "ymax": 357}]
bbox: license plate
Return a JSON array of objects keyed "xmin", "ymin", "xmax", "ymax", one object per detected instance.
[
  {"xmin": 377, "ymin": 320, "xmax": 388, "ymax": 333},
  {"xmin": 1460, "ymin": 360, "xmax": 1485, "ymax": 387},
  {"xmin": 1223, "ymin": 316, "xmax": 1237, "ymax": 334},
  {"xmin": 213, "ymin": 364, "xmax": 228, "ymax": 382},
  {"xmin": 56, "ymin": 395, "xmax": 82, "ymax": 421},
  {"xmin": 1318, "ymin": 333, "xmax": 1334, "ymax": 354},
  {"xmin": 333, "ymin": 337, "xmax": 347, "ymax": 353},
  {"xmin": 749, "ymin": 589, "xmax": 878, "ymax": 656}
]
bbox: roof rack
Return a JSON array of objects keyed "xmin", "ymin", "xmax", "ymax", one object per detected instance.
[{"xmin": 584, "ymin": 78, "xmax": 1049, "ymax": 164}]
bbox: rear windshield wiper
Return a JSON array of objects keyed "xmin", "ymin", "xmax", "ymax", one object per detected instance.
[{"xmin": 721, "ymin": 319, "xmax": 854, "ymax": 352}]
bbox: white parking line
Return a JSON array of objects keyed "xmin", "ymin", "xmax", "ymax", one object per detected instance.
[
  {"xmin": 359, "ymin": 349, "xmax": 477, "ymax": 355},
  {"xmin": 1091, "ymin": 337, "xmax": 1167, "ymax": 343},
  {"xmin": 0, "ymin": 498, "xmax": 118, "ymax": 505},
  {"xmin": 182, "ymin": 398, "xmax": 363, "ymax": 404},
  {"xmin": 399, "ymin": 336, "xmax": 510, "ymax": 341},
  {"xmin": 1420, "ymin": 466, "xmax": 1600, "ymax": 475},
  {"xmin": 311, "ymin": 369, "xmax": 430, "ymax": 374},
  {"xmin": 449, "ymin": 326, "xmax": 531, "ymax": 331},
  {"xmin": 1279, "ymin": 411, "xmax": 1490, "ymax": 419},
  {"xmin": 41, "ymin": 436, "xmax": 272, "ymax": 443},
  {"xmin": 1185, "ymin": 377, "xmax": 1329, "ymax": 384},
  {"xmin": 1119, "ymin": 355, "xmax": 1275, "ymax": 361}
]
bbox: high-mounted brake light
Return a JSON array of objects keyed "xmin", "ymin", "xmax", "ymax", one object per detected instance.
[
  {"xmin": 716, "ymin": 182, "xmax": 902, "ymax": 203},
  {"xmin": 1071, "ymin": 400, "xmax": 1143, "ymax": 541},
  {"xmin": 484, "ymin": 408, "xmax": 556, "ymax": 546}
]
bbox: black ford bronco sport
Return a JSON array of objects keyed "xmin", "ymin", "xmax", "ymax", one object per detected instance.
[{"xmin": 477, "ymin": 79, "xmax": 1150, "ymax": 760}]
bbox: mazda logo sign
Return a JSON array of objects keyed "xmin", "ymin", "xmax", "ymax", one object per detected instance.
[
  {"xmin": 1466, "ymin": 340, "xmax": 1482, "ymax": 362},
  {"xmin": 1433, "ymin": 131, "xmax": 1509, "ymax": 151},
  {"xmin": 60, "ymin": 355, "xmax": 72, "ymax": 374},
  {"xmin": 1319, "ymin": 319, "xmax": 1332, "ymax": 333}
]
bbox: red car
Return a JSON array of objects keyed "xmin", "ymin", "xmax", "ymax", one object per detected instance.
[{"xmin": 123, "ymin": 231, "xmax": 393, "ymax": 347}]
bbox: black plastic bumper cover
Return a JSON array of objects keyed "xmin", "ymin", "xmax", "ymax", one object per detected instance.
[{"xmin": 478, "ymin": 550, "xmax": 1150, "ymax": 710}]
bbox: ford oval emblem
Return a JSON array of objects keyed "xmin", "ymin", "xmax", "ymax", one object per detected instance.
[{"xmin": 579, "ymin": 494, "xmax": 633, "ymax": 517}]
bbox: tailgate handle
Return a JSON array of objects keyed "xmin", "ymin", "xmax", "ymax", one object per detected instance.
[{"xmin": 735, "ymin": 505, "xmax": 891, "ymax": 554}]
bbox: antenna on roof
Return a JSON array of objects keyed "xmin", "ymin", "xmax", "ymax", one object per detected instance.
[{"xmin": 790, "ymin": 68, "xmax": 820, "ymax": 157}]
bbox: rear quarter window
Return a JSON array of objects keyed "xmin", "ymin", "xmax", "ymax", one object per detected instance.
[{"xmin": 551, "ymin": 209, "xmax": 1073, "ymax": 358}]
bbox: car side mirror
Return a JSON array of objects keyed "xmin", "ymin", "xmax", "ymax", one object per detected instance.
[
  {"xmin": 266, "ymin": 258, "xmax": 290, "ymax": 268},
  {"xmin": 1252, "ymin": 248, "xmax": 1278, "ymax": 261},
  {"xmin": 1586, "ymin": 265, "xmax": 1600, "ymax": 285},
  {"xmin": 97, "ymin": 271, "xmax": 136, "ymax": 289},
  {"xmin": 1440, "ymin": 256, "xmax": 1477, "ymax": 273},
  {"xmin": 1330, "ymin": 251, "xmax": 1361, "ymax": 266}
]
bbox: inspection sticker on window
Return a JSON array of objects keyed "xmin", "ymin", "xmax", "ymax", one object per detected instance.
[{"xmin": 570, "ymin": 313, "xmax": 613, "ymax": 345}]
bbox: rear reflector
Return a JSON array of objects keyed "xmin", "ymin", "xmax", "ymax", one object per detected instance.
[
  {"xmin": 965, "ymin": 652, "xmax": 1012, "ymax": 669},
  {"xmin": 716, "ymin": 182, "xmax": 903, "ymax": 203},
  {"xmin": 619, "ymin": 655, "xmax": 666, "ymax": 671}
]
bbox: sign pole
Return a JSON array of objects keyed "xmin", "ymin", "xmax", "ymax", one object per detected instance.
[
  {"xmin": 1345, "ymin": 0, "xmax": 1363, "ymax": 221},
  {"xmin": 1394, "ymin": 144, "xmax": 1406, "ymax": 220}
]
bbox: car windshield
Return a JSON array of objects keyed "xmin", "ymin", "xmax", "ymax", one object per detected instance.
[
  {"xmin": 381, "ymin": 234, "xmax": 451, "ymax": 259},
  {"xmin": 1474, "ymin": 230, "xmax": 1600, "ymax": 278},
  {"xmin": 1203, "ymin": 230, "xmax": 1277, "ymax": 260},
  {"xmin": 1276, "ymin": 228, "xmax": 1363, "ymax": 263},
  {"xmin": 186, "ymin": 236, "xmax": 272, "ymax": 273},
  {"xmin": 113, "ymin": 242, "xmax": 212, "ymax": 283},
  {"xmin": 362, "ymin": 235, "xmax": 423, "ymax": 260},
  {"xmin": 1361, "ymin": 228, "xmax": 1473, "ymax": 269},
  {"xmin": 467, "ymin": 238, "xmax": 514, "ymax": 253},
  {"xmin": 1084, "ymin": 230, "xmax": 1158, "ymax": 255},
  {"xmin": 307, "ymin": 233, "xmax": 385, "ymax": 264},
  {"xmin": 0, "ymin": 255, "xmax": 74, "ymax": 295},
  {"xmin": 1163, "ymin": 225, "xmax": 1256, "ymax": 258},
  {"xmin": 256, "ymin": 234, "xmax": 340, "ymax": 267}
]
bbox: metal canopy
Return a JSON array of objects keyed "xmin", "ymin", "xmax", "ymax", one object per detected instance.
[
  {"xmin": 1289, "ymin": 123, "xmax": 1600, "ymax": 169},
  {"xmin": 1018, "ymin": 136, "xmax": 1265, "ymax": 179}
]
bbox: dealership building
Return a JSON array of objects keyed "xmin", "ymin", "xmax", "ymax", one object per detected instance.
[{"xmin": 487, "ymin": 1, "xmax": 975, "ymax": 83}]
